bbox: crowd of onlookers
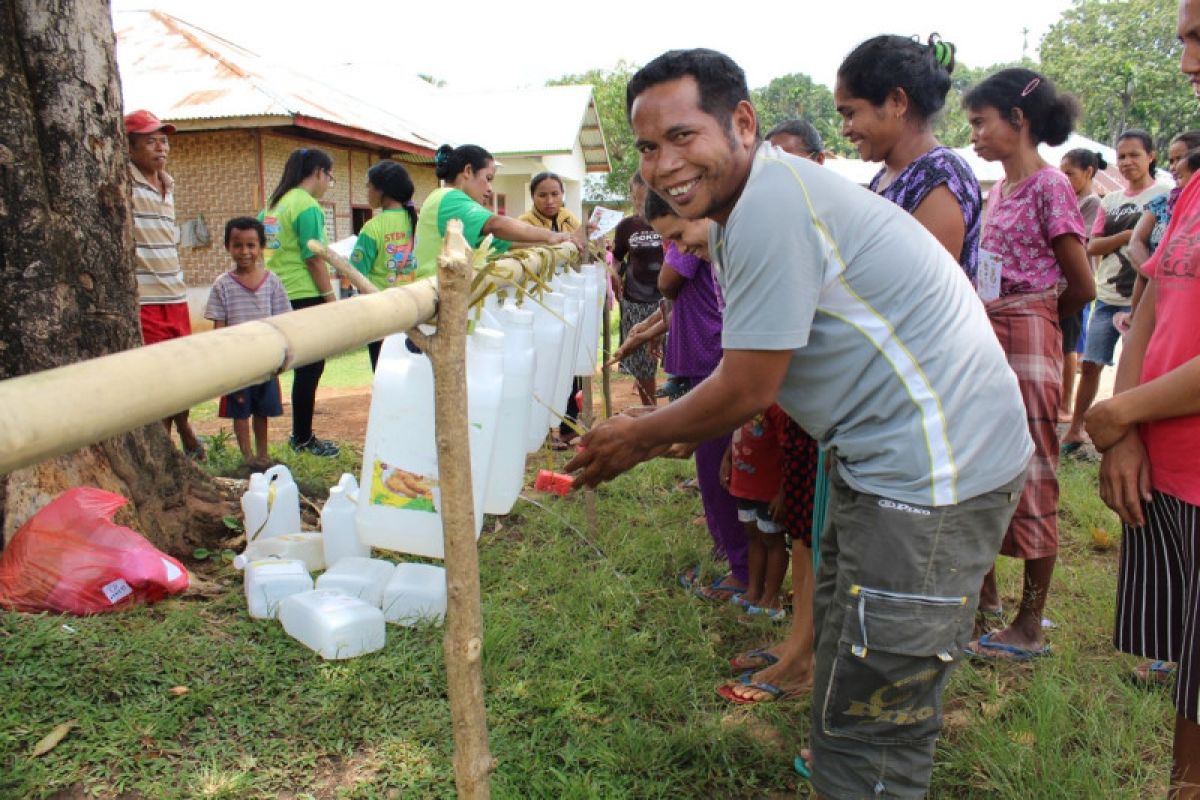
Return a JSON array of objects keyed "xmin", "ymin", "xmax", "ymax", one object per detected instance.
[{"xmin": 126, "ymin": 4, "xmax": 1200, "ymax": 793}]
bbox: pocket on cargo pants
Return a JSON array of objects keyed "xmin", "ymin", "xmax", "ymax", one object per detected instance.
[{"xmin": 822, "ymin": 584, "xmax": 970, "ymax": 745}]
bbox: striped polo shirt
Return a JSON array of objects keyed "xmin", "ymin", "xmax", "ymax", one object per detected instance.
[
  {"xmin": 711, "ymin": 142, "xmax": 1032, "ymax": 507},
  {"xmin": 130, "ymin": 164, "xmax": 187, "ymax": 305}
]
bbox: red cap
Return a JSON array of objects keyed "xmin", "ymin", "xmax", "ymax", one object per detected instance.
[{"xmin": 124, "ymin": 110, "xmax": 176, "ymax": 135}]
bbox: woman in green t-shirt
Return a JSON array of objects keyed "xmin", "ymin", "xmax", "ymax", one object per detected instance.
[
  {"xmin": 261, "ymin": 147, "xmax": 339, "ymax": 457},
  {"xmin": 350, "ymin": 161, "xmax": 419, "ymax": 370},
  {"xmin": 413, "ymin": 144, "xmax": 586, "ymax": 274}
]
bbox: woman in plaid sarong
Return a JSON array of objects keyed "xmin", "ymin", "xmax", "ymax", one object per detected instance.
[{"xmin": 964, "ymin": 69, "xmax": 1096, "ymax": 661}]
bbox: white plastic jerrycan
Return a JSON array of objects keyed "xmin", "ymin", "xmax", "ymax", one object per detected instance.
[
  {"xmin": 278, "ymin": 590, "xmax": 386, "ymax": 660},
  {"xmin": 244, "ymin": 558, "xmax": 313, "ymax": 619},
  {"xmin": 355, "ymin": 328, "xmax": 504, "ymax": 559},
  {"xmin": 574, "ymin": 264, "xmax": 603, "ymax": 376},
  {"xmin": 322, "ymin": 479, "xmax": 369, "ymax": 569},
  {"xmin": 526, "ymin": 291, "xmax": 567, "ymax": 452},
  {"xmin": 484, "ymin": 306, "xmax": 534, "ymax": 515},
  {"xmin": 382, "ymin": 563, "xmax": 447, "ymax": 626},
  {"xmin": 242, "ymin": 465, "xmax": 302, "ymax": 542},
  {"xmin": 315, "ymin": 556, "xmax": 396, "ymax": 607},
  {"xmin": 233, "ymin": 532, "xmax": 325, "ymax": 572},
  {"xmin": 551, "ymin": 276, "xmax": 583, "ymax": 418}
]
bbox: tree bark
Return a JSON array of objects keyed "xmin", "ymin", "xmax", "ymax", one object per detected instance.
[{"xmin": 0, "ymin": 0, "xmax": 228, "ymax": 548}]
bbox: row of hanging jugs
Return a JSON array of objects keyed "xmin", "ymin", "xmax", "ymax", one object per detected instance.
[{"xmin": 356, "ymin": 262, "xmax": 607, "ymax": 559}]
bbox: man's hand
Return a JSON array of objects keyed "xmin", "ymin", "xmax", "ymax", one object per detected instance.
[
  {"xmin": 565, "ymin": 415, "xmax": 662, "ymax": 488},
  {"xmin": 1085, "ymin": 397, "xmax": 1131, "ymax": 452},
  {"xmin": 1098, "ymin": 431, "xmax": 1153, "ymax": 527}
]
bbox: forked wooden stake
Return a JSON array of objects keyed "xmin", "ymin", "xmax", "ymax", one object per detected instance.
[{"xmin": 426, "ymin": 220, "xmax": 494, "ymax": 798}]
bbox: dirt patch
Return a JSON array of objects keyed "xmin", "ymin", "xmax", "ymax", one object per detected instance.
[{"xmin": 192, "ymin": 377, "xmax": 655, "ymax": 447}]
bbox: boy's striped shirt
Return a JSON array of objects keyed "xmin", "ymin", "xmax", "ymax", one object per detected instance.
[{"xmin": 130, "ymin": 164, "xmax": 186, "ymax": 305}]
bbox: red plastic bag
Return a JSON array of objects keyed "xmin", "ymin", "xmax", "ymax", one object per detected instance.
[{"xmin": 0, "ymin": 487, "xmax": 189, "ymax": 614}]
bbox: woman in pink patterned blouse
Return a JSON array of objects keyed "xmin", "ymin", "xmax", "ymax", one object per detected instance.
[{"xmin": 963, "ymin": 68, "xmax": 1095, "ymax": 662}]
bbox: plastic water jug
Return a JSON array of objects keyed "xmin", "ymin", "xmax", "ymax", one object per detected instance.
[
  {"xmin": 233, "ymin": 532, "xmax": 325, "ymax": 572},
  {"xmin": 526, "ymin": 292, "xmax": 567, "ymax": 452},
  {"xmin": 336, "ymin": 472, "xmax": 359, "ymax": 504},
  {"xmin": 551, "ymin": 277, "xmax": 583, "ymax": 418},
  {"xmin": 278, "ymin": 589, "xmax": 386, "ymax": 660},
  {"xmin": 244, "ymin": 558, "xmax": 312, "ymax": 619},
  {"xmin": 241, "ymin": 465, "xmax": 302, "ymax": 541},
  {"xmin": 574, "ymin": 265, "xmax": 603, "ymax": 375},
  {"xmin": 321, "ymin": 484, "xmax": 368, "ymax": 568},
  {"xmin": 315, "ymin": 556, "xmax": 396, "ymax": 607},
  {"xmin": 355, "ymin": 328, "xmax": 504, "ymax": 559},
  {"xmin": 382, "ymin": 563, "xmax": 447, "ymax": 626},
  {"xmin": 484, "ymin": 306, "xmax": 534, "ymax": 515}
]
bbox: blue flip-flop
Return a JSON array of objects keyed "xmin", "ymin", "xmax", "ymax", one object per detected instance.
[
  {"xmin": 793, "ymin": 755, "xmax": 811, "ymax": 779},
  {"xmin": 967, "ymin": 632, "xmax": 1051, "ymax": 662},
  {"xmin": 677, "ymin": 565, "xmax": 701, "ymax": 590},
  {"xmin": 729, "ymin": 648, "xmax": 779, "ymax": 672}
]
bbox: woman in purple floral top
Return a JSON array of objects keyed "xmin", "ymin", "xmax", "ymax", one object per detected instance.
[
  {"xmin": 836, "ymin": 34, "xmax": 982, "ymax": 276},
  {"xmin": 963, "ymin": 68, "xmax": 1094, "ymax": 664}
]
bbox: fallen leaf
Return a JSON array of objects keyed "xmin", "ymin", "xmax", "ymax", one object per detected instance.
[
  {"xmin": 1009, "ymin": 730, "xmax": 1037, "ymax": 746},
  {"xmin": 31, "ymin": 719, "xmax": 77, "ymax": 757},
  {"xmin": 1091, "ymin": 527, "xmax": 1114, "ymax": 550},
  {"xmin": 981, "ymin": 700, "xmax": 1003, "ymax": 719},
  {"xmin": 168, "ymin": 686, "xmax": 190, "ymax": 697}
]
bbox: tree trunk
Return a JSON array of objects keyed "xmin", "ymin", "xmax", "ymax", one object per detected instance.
[{"xmin": 0, "ymin": 0, "xmax": 229, "ymax": 549}]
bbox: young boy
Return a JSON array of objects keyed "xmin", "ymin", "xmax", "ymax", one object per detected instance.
[
  {"xmin": 204, "ymin": 218, "xmax": 291, "ymax": 469},
  {"xmin": 721, "ymin": 404, "xmax": 790, "ymax": 620}
]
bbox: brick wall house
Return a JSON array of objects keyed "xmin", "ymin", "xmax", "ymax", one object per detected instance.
[{"xmin": 168, "ymin": 129, "xmax": 435, "ymax": 289}]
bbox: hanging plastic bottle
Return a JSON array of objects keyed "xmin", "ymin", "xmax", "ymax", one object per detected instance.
[
  {"xmin": 574, "ymin": 264, "xmax": 603, "ymax": 375},
  {"xmin": 552, "ymin": 276, "xmax": 584, "ymax": 418},
  {"xmin": 321, "ymin": 484, "xmax": 368, "ymax": 569},
  {"xmin": 355, "ymin": 328, "xmax": 504, "ymax": 559},
  {"xmin": 526, "ymin": 291, "xmax": 567, "ymax": 452},
  {"xmin": 484, "ymin": 305, "xmax": 534, "ymax": 515}
]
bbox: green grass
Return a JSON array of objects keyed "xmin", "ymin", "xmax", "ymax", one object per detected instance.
[
  {"xmin": 0, "ymin": 451, "xmax": 1175, "ymax": 798},
  {"xmin": 191, "ymin": 348, "xmax": 375, "ymax": 423}
]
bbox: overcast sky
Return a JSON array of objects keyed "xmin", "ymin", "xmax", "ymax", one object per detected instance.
[{"xmin": 111, "ymin": 0, "xmax": 1075, "ymax": 91}]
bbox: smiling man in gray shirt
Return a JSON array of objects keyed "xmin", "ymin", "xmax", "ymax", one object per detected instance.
[{"xmin": 567, "ymin": 49, "xmax": 1031, "ymax": 800}]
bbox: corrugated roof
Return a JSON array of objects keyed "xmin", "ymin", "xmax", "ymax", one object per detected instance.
[
  {"xmin": 433, "ymin": 86, "xmax": 611, "ymax": 173},
  {"xmin": 113, "ymin": 10, "xmax": 441, "ymax": 156}
]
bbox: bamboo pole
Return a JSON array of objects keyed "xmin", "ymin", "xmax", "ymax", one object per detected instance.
[
  {"xmin": 0, "ymin": 285, "xmax": 437, "ymax": 476},
  {"xmin": 425, "ymin": 220, "xmax": 494, "ymax": 798},
  {"xmin": 307, "ymin": 240, "xmax": 379, "ymax": 295}
]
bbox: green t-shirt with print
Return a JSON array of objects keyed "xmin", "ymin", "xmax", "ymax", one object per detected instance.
[
  {"xmin": 260, "ymin": 187, "xmax": 327, "ymax": 300},
  {"xmin": 413, "ymin": 187, "xmax": 511, "ymax": 278},
  {"xmin": 350, "ymin": 208, "xmax": 417, "ymax": 290}
]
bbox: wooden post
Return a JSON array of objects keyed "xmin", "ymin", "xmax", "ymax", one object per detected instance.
[{"xmin": 425, "ymin": 220, "xmax": 493, "ymax": 798}]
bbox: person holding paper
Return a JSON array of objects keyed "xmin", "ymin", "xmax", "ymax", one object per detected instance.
[{"xmin": 963, "ymin": 68, "xmax": 1094, "ymax": 662}]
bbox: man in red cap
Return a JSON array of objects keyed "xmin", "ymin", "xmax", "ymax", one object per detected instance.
[{"xmin": 125, "ymin": 109, "xmax": 205, "ymax": 461}]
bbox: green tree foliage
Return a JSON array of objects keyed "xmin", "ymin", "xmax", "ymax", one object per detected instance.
[
  {"xmin": 751, "ymin": 73, "xmax": 853, "ymax": 156},
  {"xmin": 1040, "ymin": 0, "xmax": 1200, "ymax": 149},
  {"xmin": 549, "ymin": 62, "xmax": 640, "ymax": 201}
]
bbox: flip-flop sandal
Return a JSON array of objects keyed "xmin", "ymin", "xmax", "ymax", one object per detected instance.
[
  {"xmin": 716, "ymin": 672, "xmax": 806, "ymax": 705},
  {"xmin": 1060, "ymin": 441, "xmax": 1085, "ymax": 459},
  {"xmin": 729, "ymin": 648, "xmax": 779, "ymax": 672},
  {"xmin": 793, "ymin": 754, "xmax": 811, "ymax": 779},
  {"xmin": 693, "ymin": 574, "xmax": 745, "ymax": 602},
  {"xmin": 1132, "ymin": 660, "xmax": 1176, "ymax": 686},
  {"xmin": 744, "ymin": 603, "xmax": 787, "ymax": 621},
  {"xmin": 966, "ymin": 632, "xmax": 1051, "ymax": 662},
  {"xmin": 677, "ymin": 565, "xmax": 701, "ymax": 590}
]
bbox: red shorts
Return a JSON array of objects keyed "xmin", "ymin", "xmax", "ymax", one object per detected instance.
[{"xmin": 140, "ymin": 302, "xmax": 192, "ymax": 345}]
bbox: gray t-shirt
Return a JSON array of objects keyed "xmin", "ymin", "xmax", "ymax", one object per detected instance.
[{"xmin": 710, "ymin": 142, "xmax": 1032, "ymax": 507}]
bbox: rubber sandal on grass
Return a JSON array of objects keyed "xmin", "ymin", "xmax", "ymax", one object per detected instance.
[
  {"xmin": 966, "ymin": 632, "xmax": 1051, "ymax": 662},
  {"xmin": 716, "ymin": 671, "xmax": 806, "ymax": 705},
  {"xmin": 676, "ymin": 565, "xmax": 701, "ymax": 590},
  {"xmin": 1132, "ymin": 660, "xmax": 1175, "ymax": 686},
  {"xmin": 693, "ymin": 574, "xmax": 744, "ymax": 602},
  {"xmin": 729, "ymin": 648, "xmax": 779, "ymax": 672}
]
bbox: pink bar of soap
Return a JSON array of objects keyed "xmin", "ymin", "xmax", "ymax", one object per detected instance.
[{"xmin": 534, "ymin": 470, "xmax": 573, "ymax": 496}]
